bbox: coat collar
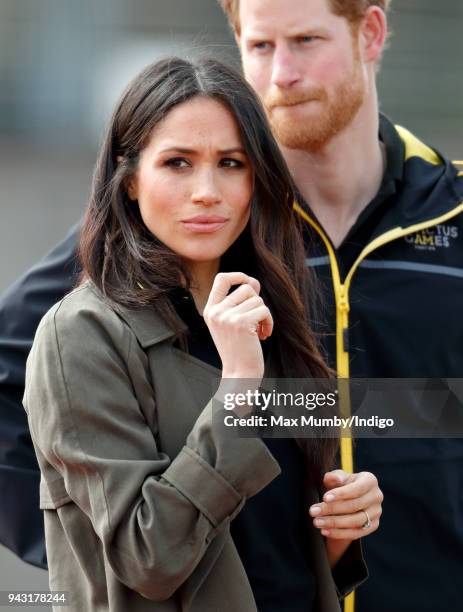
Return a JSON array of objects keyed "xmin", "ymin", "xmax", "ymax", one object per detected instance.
[
  {"xmin": 115, "ymin": 298, "xmax": 280, "ymax": 377},
  {"xmin": 86, "ymin": 281, "xmax": 279, "ymax": 377},
  {"xmin": 115, "ymin": 302, "xmax": 185, "ymax": 348},
  {"xmin": 84, "ymin": 281, "xmax": 185, "ymax": 348}
]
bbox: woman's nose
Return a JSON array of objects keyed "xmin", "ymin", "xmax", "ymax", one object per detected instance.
[{"xmin": 191, "ymin": 169, "xmax": 222, "ymax": 205}]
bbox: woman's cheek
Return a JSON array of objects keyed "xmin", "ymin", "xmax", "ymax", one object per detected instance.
[{"xmin": 230, "ymin": 176, "xmax": 253, "ymax": 209}]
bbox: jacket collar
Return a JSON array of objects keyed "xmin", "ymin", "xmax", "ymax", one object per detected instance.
[
  {"xmin": 112, "ymin": 295, "xmax": 281, "ymax": 377},
  {"xmin": 379, "ymin": 113, "xmax": 405, "ymax": 184},
  {"xmin": 301, "ymin": 117, "xmax": 463, "ymax": 250},
  {"xmin": 115, "ymin": 303, "xmax": 186, "ymax": 348},
  {"xmin": 80, "ymin": 279, "xmax": 185, "ymax": 348}
]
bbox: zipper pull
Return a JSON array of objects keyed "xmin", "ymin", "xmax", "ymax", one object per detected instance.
[{"xmin": 338, "ymin": 286, "xmax": 350, "ymax": 354}]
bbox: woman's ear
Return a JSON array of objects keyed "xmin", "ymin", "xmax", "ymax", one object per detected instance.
[
  {"xmin": 360, "ymin": 6, "xmax": 388, "ymax": 65},
  {"xmin": 116, "ymin": 155, "xmax": 138, "ymax": 201},
  {"xmin": 126, "ymin": 177, "xmax": 138, "ymax": 201}
]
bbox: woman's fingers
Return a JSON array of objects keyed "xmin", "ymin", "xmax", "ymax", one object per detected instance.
[
  {"xmin": 310, "ymin": 470, "xmax": 384, "ymax": 541},
  {"xmin": 205, "ymin": 273, "xmax": 272, "ymax": 339},
  {"xmin": 206, "ymin": 272, "xmax": 260, "ymax": 308},
  {"xmin": 218, "ymin": 301, "xmax": 273, "ymax": 337},
  {"xmin": 226, "ymin": 295, "xmax": 264, "ymax": 315},
  {"xmin": 322, "ymin": 470, "xmax": 380, "ymax": 503},
  {"xmin": 318, "ymin": 523, "xmax": 380, "ymax": 540},
  {"xmin": 310, "ymin": 488, "xmax": 379, "ymax": 517},
  {"xmin": 258, "ymin": 315, "xmax": 273, "ymax": 340},
  {"xmin": 219, "ymin": 283, "xmax": 259, "ymax": 309},
  {"xmin": 313, "ymin": 504, "xmax": 383, "ymax": 531},
  {"xmin": 204, "ymin": 272, "xmax": 270, "ymax": 379},
  {"xmin": 238, "ymin": 306, "xmax": 274, "ymax": 338},
  {"xmin": 313, "ymin": 503, "xmax": 382, "ymax": 539}
]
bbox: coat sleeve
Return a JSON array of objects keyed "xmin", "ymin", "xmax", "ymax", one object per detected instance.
[
  {"xmin": 332, "ymin": 539, "xmax": 369, "ymax": 599},
  {"xmin": 23, "ymin": 296, "xmax": 281, "ymax": 601},
  {"xmin": 0, "ymin": 222, "xmax": 80, "ymax": 569}
]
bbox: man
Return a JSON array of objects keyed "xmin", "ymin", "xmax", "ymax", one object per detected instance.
[
  {"xmin": 0, "ymin": 0, "xmax": 461, "ymax": 609},
  {"xmin": 217, "ymin": 1, "xmax": 463, "ymax": 612},
  {"xmin": 0, "ymin": 225, "xmax": 79, "ymax": 569}
]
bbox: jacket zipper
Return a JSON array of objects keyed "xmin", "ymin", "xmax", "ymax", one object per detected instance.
[
  {"xmin": 294, "ymin": 202, "xmax": 463, "ymax": 612},
  {"xmin": 295, "ymin": 200, "xmax": 463, "ymax": 612}
]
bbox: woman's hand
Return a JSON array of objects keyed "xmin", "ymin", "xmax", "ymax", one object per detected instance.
[
  {"xmin": 309, "ymin": 469, "xmax": 384, "ymax": 568},
  {"xmin": 203, "ymin": 272, "xmax": 273, "ymax": 380}
]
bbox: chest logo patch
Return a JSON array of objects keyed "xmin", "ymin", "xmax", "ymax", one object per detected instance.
[{"xmin": 404, "ymin": 224, "xmax": 459, "ymax": 251}]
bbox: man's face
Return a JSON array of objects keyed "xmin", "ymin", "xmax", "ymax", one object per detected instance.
[{"xmin": 238, "ymin": 0, "xmax": 367, "ymax": 152}]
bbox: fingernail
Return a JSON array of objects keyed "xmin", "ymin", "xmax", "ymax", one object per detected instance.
[
  {"xmin": 310, "ymin": 505, "xmax": 321, "ymax": 516},
  {"xmin": 321, "ymin": 529, "xmax": 330, "ymax": 536},
  {"xmin": 314, "ymin": 519, "xmax": 325, "ymax": 527},
  {"xmin": 324, "ymin": 493, "xmax": 335, "ymax": 502}
]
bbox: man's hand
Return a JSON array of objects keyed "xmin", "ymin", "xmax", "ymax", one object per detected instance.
[{"xmin": 309, "ymin": 469, "xmax": 383, "ymax": 567}]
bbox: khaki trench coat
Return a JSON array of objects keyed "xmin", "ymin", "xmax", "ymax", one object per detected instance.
[{"xmin": 23, "ymin": 282, "xmax": 367, "ymax": 611}]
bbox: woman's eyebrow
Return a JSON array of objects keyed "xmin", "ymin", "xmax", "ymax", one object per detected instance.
[
  {"xmin": 219, "ymin": 147, "xmax": 247, "ymax": 155},
  {"xmin": 158, "ymin": 146, "xmax": 246, "ymax": 155},
  {"xmin": 159, "ymin": 147, "xmax": 196, "ymax": 154}
]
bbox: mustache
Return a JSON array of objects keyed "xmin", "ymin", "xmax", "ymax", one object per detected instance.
[{"xmin": 265, "ymin": 88, "xmax": 326, "ymax": 110}]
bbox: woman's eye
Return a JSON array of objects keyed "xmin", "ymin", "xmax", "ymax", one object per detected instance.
[
  {"xmin": 164, "ymin": 157, "xmax": 190, "ymax": 168},
  {"xmin": 220, "ymin": 158, "xmax": 245, "ymax": 169}
]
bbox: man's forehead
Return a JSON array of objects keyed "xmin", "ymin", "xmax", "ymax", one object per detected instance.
[{"xmin": 239, "ymin": 0, "xmax": 335, "ymax": 37}]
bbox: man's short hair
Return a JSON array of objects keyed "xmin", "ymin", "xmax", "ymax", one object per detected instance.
[{"xmin": 218, "ymin": 0, "xmax": 391, "ymax": 35}]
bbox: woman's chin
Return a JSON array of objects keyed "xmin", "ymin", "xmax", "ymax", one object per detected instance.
[
  {"xmin": 177, "ymin": 242, "xmax": 233, "ymax": 264},
  {"xmin": 180, "ymin": 249, "xmax": 225, "ymax": 265}
]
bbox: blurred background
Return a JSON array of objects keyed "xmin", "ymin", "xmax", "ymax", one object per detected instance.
[{"xmin": 0, "ymin": 0, "xmax": 462, "ymax": 608}]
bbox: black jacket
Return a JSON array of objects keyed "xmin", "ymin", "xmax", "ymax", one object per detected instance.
[
  {"xmin": 0, "ymin": 224, "xmax": 80, "ymax": 568},
  {"xmin": 298, "ymin": 116, "xmax": 463, "ymax": 612}
]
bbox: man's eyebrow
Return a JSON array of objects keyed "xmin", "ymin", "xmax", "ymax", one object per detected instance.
[
  {"xmin": 158, "ymin": 147, "xmax": 247, "ymax": 155},
  {"xmin": 290, "ymin": 27, "xmax": 329, "ymax": 36},
  {"xmin": 245, "ymin": 26, "xmax": 328, "ymax": 39},
  {"xmin": 244, "ymin": 32, "xmax": 271, "ymax": 42}
]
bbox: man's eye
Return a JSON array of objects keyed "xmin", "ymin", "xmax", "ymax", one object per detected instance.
[
  {"xmin": 165, "ymin": 157, "xmax": 190, "ymax": 168},
  {"xmin": 253, "ymin": 41, "xmax": 271, "ymax": 51},
  {"xmin": 298, "ymin": 36, "xmax": 318, "ymax": 44},
  {"xmin": 220, "ymin": 158, "xmax": 245, "ymax": 168}
]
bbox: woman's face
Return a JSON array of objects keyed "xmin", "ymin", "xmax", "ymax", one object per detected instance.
[{"xmin": 128, "ymin": 97, "xmax": 253, "ymax": 270}]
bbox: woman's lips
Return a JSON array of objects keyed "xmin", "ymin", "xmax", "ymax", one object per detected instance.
[{"xmin": 181, "ymin": 216, "xmax": 229, "ymax": 233}]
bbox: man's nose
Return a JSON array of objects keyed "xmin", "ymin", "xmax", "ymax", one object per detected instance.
[
  {"xmin": 271, "ymin": 45, "xmax": 301, "ymax": 89},
  {"xmin": 191, "ymin": 169, "xmax": 222, "ymax": 205}
]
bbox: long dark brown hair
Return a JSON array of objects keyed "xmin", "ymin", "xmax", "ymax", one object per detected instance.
[{"xmin": 79, "ymin": 56, "xmax": 338, "ymax": 478}]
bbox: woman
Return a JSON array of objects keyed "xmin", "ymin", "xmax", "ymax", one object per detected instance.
[{"xmin": 24, "ymin": 57, "xmax": 379, "ymax": 611}]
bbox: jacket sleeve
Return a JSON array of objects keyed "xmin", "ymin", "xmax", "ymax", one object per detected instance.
[
  {"xmin": 0, "ymin": 222, "xmax": 80, "ymax": 569},
  {"xmin": 332, "ymin": 539, "xmax": 369, "ymax": 599},
  {"xmin": 23, "ymin": 297, "xmax": 281, "ymax": 601}
]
